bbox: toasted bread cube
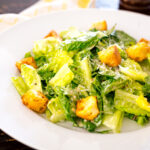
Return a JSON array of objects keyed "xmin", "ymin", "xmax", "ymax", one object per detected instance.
[
  {"xmin": 90, "ymin": 20, "xmax": 107, "ymax": 31},
  {"xmin": 139, "ymin": 38, "xmax": 150, "ymax": 45},
  {"xmin": 44, "ymin": 30, "xmax": 61, "ymax": 39},
  {"xmin": 22, "ymin": 89, "xmax": 48, "ymax": 113},
  {"xmin": 16, "ymin": 57, "xmax": 37, "ymax": 72},
  {"xmin": 76, "ymin": 96, "xmax": 100, "ymax": 120},
  {"xmin": 126, "ymin": 42, "xmax": 150, "ymax": 62},
  {"xmin": 98, "ymin": 45, "xmax": 121, "ymax": 67}
]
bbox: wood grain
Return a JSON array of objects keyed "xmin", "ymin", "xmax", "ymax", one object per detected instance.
[{"xmin": 0, "ymin": 0, "xmax": 38, "ymax": 14}]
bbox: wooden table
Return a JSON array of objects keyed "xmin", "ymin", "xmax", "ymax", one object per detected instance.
[{"xmin": 0, "ymin": 0, "xmax": 149, "ymax": 149}]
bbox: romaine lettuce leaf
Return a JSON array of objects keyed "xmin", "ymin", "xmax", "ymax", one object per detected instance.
[
  {"xmin": 60, "ymin": 31, "xmax": 101, "ymax": 51},
  {"xmin": 49, "ymin": 64, "xmax": 74, "ymax": 87},
  {"xmin": 21, "ymin": 64, "xmax": 42, "ymax": 91},
  {"xmin": 60, "ymin": 27, "xmax": 82, "ymax": 40},
  {"xmin": 33, "ymin": 37, "xmax": 60, "ymax": 57},
  {"xmin": 46, "ymin": 97, "xmax": 65, "ymax": 123},
  {"xmin": 24, "ymin": 51, "xmax": 32, "ymax": 58},
  {"xmin": 120, "ymin": 59, "xmax": 148, "ymax": 82},
  {"xmin": 55, "ymin": 87, "xmax": 75, "ymax": 121},
  {"xmin": 102, "ymin": 78, "xmax": 128, "ymax": 94},
  {"xmin": 97, "ymin": 35, "xmax": 120, "ymax": 50},
  {"xmin": 123, "ymin": 80, "xmax": 143, "ymax": 96},
  {"xmin": 103, "ymin": 110, "xmax": 124, "ymax": 133},
  {"xmin": 37, "ymin": 64, "xmax": 55, "ymax": 83},
  {"xmin": 48, "ymin": 50, "xmax": 73, "ymax": 73},
  {"xmin": 114, "ymin": 30, "xmax": 136, "ymax": 48},
  {"xmin": 140, "ymin": 59, "xmax": 150, "ymax": 75},
  {"xmin": 34, "ymin": 55, "xmax": 48, "ymax": 68},
  {"xmin": 114, "ymin": 90, "xmax": 150, "ymax": 116},
  {"xmin": 11, "ymin": 77, "xmax": 29, "ymax": 96},
  {"xmin": 79, "ymin": 57, "xmax": 91, "ymax": 89},
  {"xmin": 125, "ymin": 112, "xmax": 149, "ymax": 126},
  {"xmin": 143, "ymin": 76, "xmax": 150, "ymax": 98}
]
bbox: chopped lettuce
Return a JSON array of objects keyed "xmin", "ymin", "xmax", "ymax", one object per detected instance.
[
  {"xmin": 55, "ymin": 87, "xmax": 75, "ymax": 121},
  {"xmin": 12, "ymin": 23, "xmax": 150, "ymax": 133},
  {"xmin": 140, "ymin": 59, "xmax": 150, "ymax": 75},
  {"xmin": 34, "ymin": 55, "xmax": 48, "ymax": 68},
  {"xmin": 124, "ymin": 113, "xmax": 149, "ymax": 126},
  {"xmin": 97, "ymin": 35, "xmax": 120, "ymax": 50},
  {"xmin": 114, "ymin": 30, "xmax": 136, "ymax": 48},
  {"xmin": 114, "ymin": 90, "xmax": 150, "ymax": 116},
  {"xmin": 70, "ymin": 51, "xmax": 92, "ymax": 89},
  {"xmin": 33, "ymin": 37, "xmax": 60, "ymax": 57},
  {"xmin": 120, "ymin": 59, "xmax": 148, "ymax": 82},
  {"xmin": 48, "ymin": 50, "xmax": 73, "ymax": 73},
  {"xmin": 123, "ymin": 80, "xmax": 143, "ymax": 96},
  {"xmin": 37, "ymin": 64, "xmax": 55, "ymax": 83},
  {"xmin": 103, "ymin": 110, "xmax": 124, "ymax": 133},
  {"xmin": 49, "ymin": 64, "xmax": 74, "ymax": 87},
  {"xmin": 24, "ymin": 51, "xmax": 32, "ymax": 58},
  {"xmin": 11, "ymin": 77, "xmax": 29, "ymax": 96},
  {"xmin": 21, "ymin": 64, "xmax": 42, "ymax": 91},
  {"xmin": 46, "ymin": 97, "xmax": 65, "ymax": 123},
  {"xmin": 102, "ymin": 78, "xmax": 128, "ymax": 95},
  {"xmin": 61, "ymin": 31, "xmax": 101, "ymax": 51},
  {"xmin": 143, "ymin": 76, "xmax": 150, "ymax": 98},
  {"xmin": 79, "ymin": 57, "xmax": 91, "ymax": 89},
  {"xmin": 60, "ymin": 27, "xmax": 82, "ymax": 40}
]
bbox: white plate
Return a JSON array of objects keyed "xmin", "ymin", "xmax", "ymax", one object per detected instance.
[{"xmin": 0, "ymin": 9, "xmax": 150, "ymax": 150}]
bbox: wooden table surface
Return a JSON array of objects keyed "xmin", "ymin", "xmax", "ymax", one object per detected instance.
[{"xmin": 0, "ymin": 0, "xmax": 149, "ymax": 150}]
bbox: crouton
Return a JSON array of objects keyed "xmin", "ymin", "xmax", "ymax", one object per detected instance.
[
  {"xmin": 98, "ymin": 45, "xmax": 121, "ymax": 67},
  {"xmin": 90, "ymin": 20, "xmax": 107, "ymax": 31},
  {"xmin": 44, "ymin": 30, "xmax": 61, "ymax": 39},
  {"xmin": 22, "ymin": 89, "xmax": 48, "ymax": 113},
  {"xmin": 76, "ymin": 96, "xmax": 99, "ymax": 120},
  {"xmin": 16, "ymin": 57, "xmax": 37, "ymax": 72},
  {"xmin": 126, "ymin": 42, "xmax": 150, "ymax": 62},
  {"xmin": 139, "ymin": 38, "xmax": 150, "ymax": 45}
]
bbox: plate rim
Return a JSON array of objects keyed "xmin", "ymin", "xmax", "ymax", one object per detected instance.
[{"xmin": 0, "ymin": 8, "xmax": 150, "ymax": 150}]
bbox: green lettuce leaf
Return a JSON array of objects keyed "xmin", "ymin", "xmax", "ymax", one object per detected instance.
[
  {"xmin": 103, "ymin": 110, "xmax": 124, "ymax": 133},
  {"xmin": 46, "ymin": 97, "xmax": 65, "ymax": 123},
  {"xmin": 24, "ymin": 51, "xmax": 32, "ymax": 58},
  {"xmin": 124, "ymin": 112, "xmax": 149, "ymax": 126},
  {"xmin": 60, "ymin": 31, "xmax": 101, "ymax": 51},
  {"xmin": 37, "ymin": 64, "xmax": 55, "ymax": 84},
  {"xmin": 48, "ymin": 50, "xmax": 73, "ymax": 73},
  {"xmin": 114, "ymin": 30, "xmax": 136, "ymax": 48},
  {"xmin": 120, "ymin": 59, "xmax": 147, "ymax": 82},
  {"xmin": 21, "ymin": 64, "xmax": 42, "ymax": 91},
  {"xmin": 60, "ymin": 26, "xmax": 82, "ymax": 40},
  {"xmin": 114, "ymin": 90, "xmax": 150, "ymax": 116},
  {"xmin": 49, "ymin": 64, "xmax": 74, "ymax": 87},
  {"xmin": 11, "ymin": 77, "xmax": 29, "ymax": 96},
  {"xmin": 33, "ymin": 37, "xmax": 60, "ymax": 57}
]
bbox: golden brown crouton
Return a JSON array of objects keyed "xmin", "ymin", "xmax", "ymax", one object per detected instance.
[
  {"xmin": 76, "ymin": 96, "xmax": 99, "ymax": 121},
  {"xmin": 126, "ymin": 42, "xmax": 150, "ymax": 62},
  {"xmin": 98, "ymin": 45, "xmax": 121, "ymax": 67},
  {"xmin": 22, "ymin": 89, "xmax": 48, "ymax": 113},
  {"xmin": 44, "ymin": 30, "xmax": 61, "ymax": 40},
  {"xmin": 90, "ymin": 20, "xmax": 107, "ymax": 31},
  {"xmin": 16, "ymin": 57, "xmax": 37, "ymax": 72},
  {"xmin": 139, "ymin": 38, "xmax": 150, "ymax": 45}
]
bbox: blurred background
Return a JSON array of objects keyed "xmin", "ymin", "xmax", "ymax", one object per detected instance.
[
  {"xmin": 0, "ymin": 0, "xmax": 149, "ymax": 149},
  {"xmin": 0, "ymin": 0, "xmax": 150, "ymax": 14}
]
